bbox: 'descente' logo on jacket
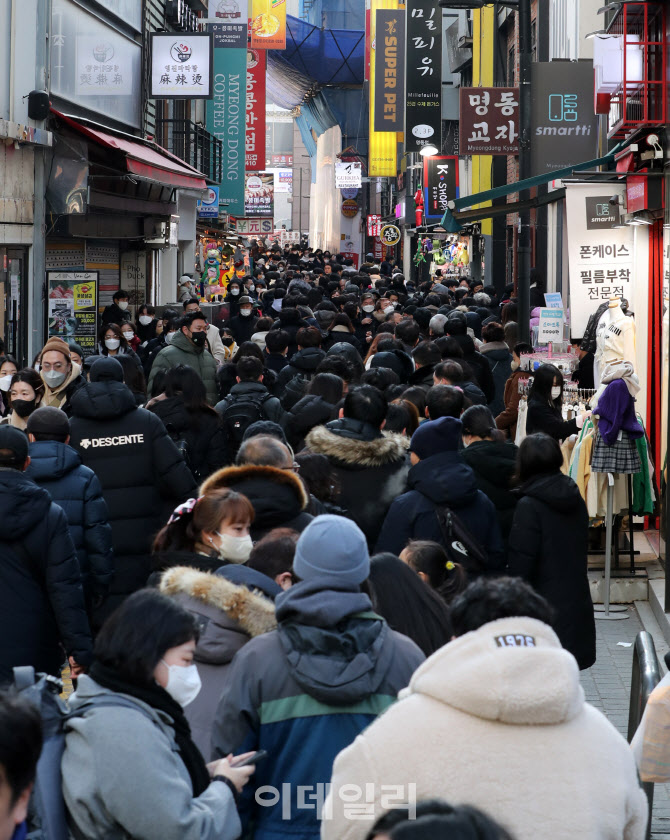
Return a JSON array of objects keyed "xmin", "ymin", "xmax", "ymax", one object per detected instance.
[{"xmin": 79, "ymin": 434, "xmax": 145, "ymax": 449}]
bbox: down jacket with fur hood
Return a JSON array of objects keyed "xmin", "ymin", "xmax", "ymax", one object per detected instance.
[
  {"xmin": 200, "ymin": 464, "xmax": 313, "ymax": 540},
  {"xmin": 305, "ymin": 418, "xmax": 410, "ymax": 548},
  {"xmin": 160, "ymin": 566, "xmax": 276, "ymax": 758},
  {"xmin": 324, "ymin": 616, "xmax": 648, "ymax": 840}
]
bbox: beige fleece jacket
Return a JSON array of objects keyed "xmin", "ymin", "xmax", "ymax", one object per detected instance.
[{"xmin": 323, "ymin": 617, "xmax": 647, "ymax": 840}]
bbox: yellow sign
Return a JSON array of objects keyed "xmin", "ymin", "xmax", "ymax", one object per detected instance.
[
  {"xmin": 368, "ymin": 0, "xmax": 398, "ymax": 177},
  {"xmin": 380, "ymin": 224, "xmax": 401, "ymax": 246},
  {"xmin": 251, "ymin": 0, "xmax": 286, "ymax": 50}
]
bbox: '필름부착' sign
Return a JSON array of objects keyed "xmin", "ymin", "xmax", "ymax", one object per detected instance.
[{"xmin": 459, "ymin": 87, "xmax": 519, "ymax": 155}]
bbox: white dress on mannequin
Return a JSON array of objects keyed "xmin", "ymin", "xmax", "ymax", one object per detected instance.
[{"xmin": 594, "ymin": 300, "xmax": 636, "ymax": 387}]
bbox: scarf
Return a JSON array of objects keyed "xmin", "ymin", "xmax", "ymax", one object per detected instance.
[{"xmin": 89, "ymin": 660, "xmax": 210, "ymax": 796}]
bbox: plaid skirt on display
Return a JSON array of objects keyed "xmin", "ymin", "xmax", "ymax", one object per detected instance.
[{"xmin": 591, "ymin": 431, "xmax": 641, "ymax": 474}]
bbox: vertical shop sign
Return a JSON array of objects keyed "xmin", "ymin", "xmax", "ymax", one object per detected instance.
[
  {"xmin": 250, "ymin": 0, "xmax": 286, "ymax": 50},
  {"xmin": 405, "ymin": 0, "xmax": 442, "ymax": 154},
  {"xmin": 565, "ymin": 184, "xmax": 635, "ymax": 337},
  {"xmin": 459, "ymin": 87, "xmax": 520, "ymax": 155},
  {"xmin": 246, "ymin": 48, "xmax": 266, "ymax": 171},
  {"xmin": 374, "ymin": 9, "xmax": 405, "ymax": 132},
  {"xmin": 47, "ymin": 271, "xmax": 99, "ymax": 356},
  {"xmin": 206, "ymin": 24, "xmax": 247, "ymax": 215},
  {"xmin": 368, "ymin": 0, "xmax": 398, "ymax": 177},
  {"xmin": 423, "ymin": 155, "xmax": 459, "ymax": 221}
]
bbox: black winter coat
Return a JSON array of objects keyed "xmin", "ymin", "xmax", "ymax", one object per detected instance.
[
  {"xmin": 284, "ymin": 395, "xmax": 336, "ymax": 451},
  {"xmin": 0, "ymin": 469, "xmax": 92, "ymax": 682},
  {"xmin": 264, "ymin": 352, "xmax": 290, "ymax": 375},
  {"xmin": 305, "ymin": 418, "xmax": 410, "ymax": 548},
  {"xmin": 101, "ymin": 302, "xmax": 131, "ymax": 327},
  {"xmin": 68, "ymin": 381, "xmax": 197, "ymax": 613},
  {"xmin": 148, "ymin": 397, "xmax": 229, "ymax": 482},
  {"xmin": 374, "ymin": 450, "xmax": 506, "ymax": 573},
  {"xmin": 227, "ymin": 314, "xmax": 259, "ymax": 345},
  {"xmin": 481, "ymin": 343, "xmax": 512, "ymax": 416},
  {"xmin": 526, "ymin": 397, "xmax": 578, "ymax": 441},
  {"xmin": 461, "ymin": 440, "xmax": 518, "ymax": 544},
  {"xmin": 201, "ymin": 464, "xmax": 313, "ymax": 540},
  {"xmin": 277, "ymin": 347, "xmax": 327, "ymax": 410},
  {"xmin": 508, "ymin": 473, "xmax": 596, "ymax": 669},
  {"xmin": 451, "ymin": 336, "xmax": 495, "ymax": 402},
  {"xmin": 323, "ymin": 332, "xmax": 362, "ymax": 354},
  {"xmin": 26, "ymin": 441, "xmax": 113, "ymax": 602}
]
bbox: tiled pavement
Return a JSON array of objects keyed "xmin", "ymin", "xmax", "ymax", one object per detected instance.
[{"xmin": 581, "ymin": 605, "xmax": 670, "ymax": 837}]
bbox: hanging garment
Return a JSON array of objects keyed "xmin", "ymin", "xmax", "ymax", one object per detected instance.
[
  {"xmin": 515, "ymin": 399, "xmax": 528, "ymax": 446},
  {"xmin": 591, "ymin": 430, "xmax": 642, "ymax": 475},
  {"xmin": 599, "ymin": 360, "xmax": 640, "ymax": 398},
  {"xmin": 595, "ymin": 380, "xmax": 644, "ymax": 445},
  {"xmin": 632, "ymin": 433, "xmax": 655, "ymax": 516},
  {"xmin": 575, "ymin": 431, "xmax": 595, "ymax": 502}
]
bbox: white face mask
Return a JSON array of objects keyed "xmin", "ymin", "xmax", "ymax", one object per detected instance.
[
  {"xmin": 105, "ymin": 338, "xmax": 120, "ymax": 350},
  {"xmin": 117, "ymin": 301, "xmax": 129, "ymax": 311},
  {"xmin": 0, "ymin": 374, "xmax": 13, "ymax": 391},
  {"xmin": 165, "ymin": 331, "xmax": 177, "ymax": 344},
  {"xmin": 216, "ymin": 532, "xmax": 253, "ymax": 563},
  {"xmin": 139, "ymin": 315, "xmax": 153, "ymax": 326},
  {"xmin": 362, "ymin": 305, "xmax": 375, "ymax": 313},
  {"xmin": 272, "ymin": 299, "xmax": 283, "ymax": 312},
  {"xmin": 510, "ymin": 360, "xmax": 520, "ymax": 372},
  {"xmin": 240, "ymin": 308, "xmax": 252, "ymax": 317},
  {"xmin": 161, "ymin": 660, "xmax": 201, "ymax": 708},
  {"xmin": 551, "ymin": 386, "xmax": 561, "ymax": 400},
  {"xmin": 43, "ymin": 370, "xmax": 67, "ymax": 389},
  {"xmin": 122, "ymin": 331, "xmax": 134, "ymax": 341},
  {"xmin": 230, "ymin": 288, "xmax": 240, "ymax": 296}
]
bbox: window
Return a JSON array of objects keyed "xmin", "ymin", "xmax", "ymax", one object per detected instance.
[{"xmin": 507, "ymin": 46, "xmax": 516, "ymax": 85}]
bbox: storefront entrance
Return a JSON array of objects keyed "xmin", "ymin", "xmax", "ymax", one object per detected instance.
[{"xmin": 0, "ymin": 246, "xmax": 29, "ymax": 365}]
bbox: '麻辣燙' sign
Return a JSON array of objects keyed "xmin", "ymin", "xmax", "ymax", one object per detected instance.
[{"xmin": 150, "ymin": 33, "xmax": 213, "ymax": 98}]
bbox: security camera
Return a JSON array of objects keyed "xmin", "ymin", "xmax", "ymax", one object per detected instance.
[{"xmin": 609, "ymin": 195, "xmax": 620, "ymax": 205}]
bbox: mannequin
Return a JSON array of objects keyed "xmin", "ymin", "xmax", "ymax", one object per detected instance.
[
  {"xmin": 594, "ymin": 297, "xmax": 636, "ymax": 387},
  {"xmin": 414, "ymin": 187, "xmax": 424, "ymax": 228}
]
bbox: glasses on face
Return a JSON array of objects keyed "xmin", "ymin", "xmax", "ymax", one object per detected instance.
[
  {"xmin": 286, "ymin": 462, "xmax": 300, "ymax": 472},
  {"xmin": 41, "ymin": 360, "xmax": 66, "ymax": 372}
]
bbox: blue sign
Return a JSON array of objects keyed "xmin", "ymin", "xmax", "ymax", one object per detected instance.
[
  {"xmin": 197, "ymin": 186, "xmax": 219, "ymax": 218},
  {"xmin": 543, "ymin": 292, "xmax": 563, "ymax": 309}
]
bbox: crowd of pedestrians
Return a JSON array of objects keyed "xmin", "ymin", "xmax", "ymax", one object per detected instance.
[{"xmin": 0, "ymin": 243, "xmax": 646, "ymax": 840}]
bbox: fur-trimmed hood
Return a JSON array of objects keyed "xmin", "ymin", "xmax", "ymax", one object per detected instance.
[
  {"xmin": 160, "ymin": 566, "xmax": 276, "ymax": 666},
  {"xmin": 305, "ymin": 423, "xmax": 409, "ymax": 468},
  {"xmin": 200, "ymin": 464, "xmax": 309, "ymax": 509}
]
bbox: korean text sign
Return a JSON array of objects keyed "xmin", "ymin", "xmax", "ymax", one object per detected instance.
[
  {"xmin": 374, "ymin": 9, "xmax": 405, "ymax": 133},
  {"xmin": 47, "ymin": 271, "xmax": 99, "ymax": 356},
  {"xmin": 150, "ymin": 33, "xmax": 213, "ymax": 99},
  {"xmin": 538, "ymin": 309, "xmax": 564, "ymax": 345},
  {"xmin": 246, "ymin": 48, "xmax": 266, "ymax": 171},
  {"xmin": 368, "ymin": 0, "xmax": 398, "ymax": 177},
  {"xmin": 423, "ymin": 156, "xmax": 459, "ymax": 221},
  {"xmin": 566, "ymin": 184, "xmax": 634, "ymax": 337},
  {"xmin": 405, "ymin": 0, "xmax": 442, "ymax": 154},
  {"xmin": 245, "ymin": 172, "xmax": 274, "ymax": 218},
  {"xmin": 459, "ymin": 87, "xmax": 519, "ymax": 155}
]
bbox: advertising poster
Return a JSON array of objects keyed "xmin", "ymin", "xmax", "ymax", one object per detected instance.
[
  {"xmin": 405, "ymin": 0, "xmax": 442, "ymax": 154},
  {"xmin": 47, "ymin": 271, "xmax": 99, "ymax": 356},
  {"xmin": 423, "ymin": 155, "xmax": 459, "ymax": 221},
  {"xmin": 246, "ymin": 48, "xmax": 267, "ymax": 171},
  {"xmin": 373, "ymin": 9, "xmax": 405, "ymax": 132},
  {"xmin": 244, "ymin": 172, "xmax": 274, "ymax": 217},
  {"xmin": 150, "ymin": 33, "xmax": 213, "ymax": 99},
  {"xmin": 250, "ymin": 0, "xmax": 286, "ymax": 50}
]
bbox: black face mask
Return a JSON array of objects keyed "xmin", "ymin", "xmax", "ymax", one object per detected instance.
[
  {"xmin": 191, "ymin": 331, "xmax": 206, "ymax": 348},
  {"xmin": 11, "ymin": 398, "xmax": 36, "ymax": 418}
]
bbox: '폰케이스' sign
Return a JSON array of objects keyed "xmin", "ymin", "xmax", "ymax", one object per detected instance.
[
  {"xmin": 405, "ymin": 0, "xmax": 442, "ymax": 154},
  {"xmin": 374, "ymin": 9, "xmax": 405, "ymax": 132},
  {"xmin": 459, "ymin": 87, "xmax": 519, "ymax": 155}
]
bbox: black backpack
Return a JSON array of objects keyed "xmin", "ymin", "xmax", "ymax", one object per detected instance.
[
  {"xmin": 435, "ymin": 505, "xmax": 488, "ymax": 576},
  {"xmin": 165, "ymin": 422, "xmax": 195, "ymax": 480},
  {"xmin": 219, "ymin": 391, "xmax": 273, "ymax": 456}
]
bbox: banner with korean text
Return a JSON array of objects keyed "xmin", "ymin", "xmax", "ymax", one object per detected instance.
[
  {"xmin": 367, "ymin": 0, "xmax": 398, "ymax": 177},
  {"xmin": 246, "ymin": 48, "xmax": 266, "ymax": 171},
  {"xmin": 405, "ymin": 0, "xmax": 442, "ymax": 154}
]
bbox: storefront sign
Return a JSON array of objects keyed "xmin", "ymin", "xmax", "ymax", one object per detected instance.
[
  {"xmin": 585, "ymin": 196, "xmax": 619, "ymax": 230},
  {"xmin": 341, "ymin": 199, "xmax": 360, "ymax": 218},
  {"xmin": 367, "ymin": 214, "xmax": 382, "ymax": 237},
  {"xmin": 203, "ymin": 0, "xmax": 248, "ymax": 47},
  {"xmin": 368, "ymin": 0, "xmax": 398, "ymax": 177},
  {"xmin": 47, "ymin": 271, "xmax": 98, "ymax": 356},
  {"xmin": 335, "ymin": 161, "xmax": 362, "ymax": 190},
  {"xmin": 423, "ymin": 155, "xmax": 458, "ymax": 222},
  {"xmin": 76, "ymin": 36, "xmax": 135, "ymax": 96},
  {"xmin": 274, "ymin": 169, "xmax": 292, "ymax": 193},
  {"xmin": 380, "ymin": 224, "xmax": 401, "ymax": 246},
  {"xmin": 459, "ymin": 87, "xmax": 519, "ymax": 155},
  {"xmin": 530, "ymin": 62, "xmax": 598, "ymax": 177},
  {"xmin": 566, "ymin": 184, "xmax": 634, "ymax": 337},
  {"xmin": 246, "ymin": 48, "xmax": 266, "ymax": 171},
  {"xmin": 373, "ymin": 236, "xmax": 384, "ymax": 261},
  {"xmin": 626, "ymin": 171, "xmax": 663, "ymax": 214},
  {"xmin": 373, "ymin": 9, "xmax": 405, "ymax": 132},
  {"xmin": 544, "ymin": 292, "xmax": 563, "ymax": 309},
  {"xmin": 271, "ymin": 153, "xmax": 293, "ymax": 166},
  {"xmin": 197, "ymin": 186, "xmax": 220, "ymax": 218},
  {"xmin": 231, "ymin": 217, "xmax": 274, "ymax": 234},
  {"xmin": 250, "ymin": 0, "xmax": 286, "ymax": 50},
  {"xmin": 150, "ymin": 33, "xmax": 213, "ymax": 98},
  {"xmin": 405, "ymin": 0, "xmax": 442, "ymax": 154},
  {"xmin": 244, "ymin": 172, "xmax": 274, "ymax": 217},
  {"xmin": 206, "ymin": 26, "xmax": 247, "ymax": 215},
  {"xmin": 538, "ymin": 308, "xmax": 564, "ymax": 344}
]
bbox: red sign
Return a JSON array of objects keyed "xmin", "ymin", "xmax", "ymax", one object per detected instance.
[
  {"xmin": 373, "ymin": 237, "xmax": 383, "ymax": 261},
  {"xmin": 342, "ymin": 251, "xmax": 359, "ymax": 268},
  {"xmin": 246, "ymin": 49, "xmax": 266, "ymax": 171},
  {"xmin": 626, "ymin": 175, "xmax": 647, "ymax": 214},
  {"xmin": 459, "ymin": 87, "xmax": 520, "ymax": 155},
  {"xmin": 367, "ymin": 214, "xmax": 381, "ymax": 237}
]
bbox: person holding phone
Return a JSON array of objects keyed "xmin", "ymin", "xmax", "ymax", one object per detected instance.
[{"xmin": 62, "ymin": 589, "xmax": 255, "ymax": 840}]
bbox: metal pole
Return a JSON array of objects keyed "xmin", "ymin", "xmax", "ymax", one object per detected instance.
[
  {"xmin": 517, "ymin": 0, "xmax": 532, "ymax": 344},
  {"xmin": 299, "ymin": 167, "xmax": 303, "ymax": 243}
]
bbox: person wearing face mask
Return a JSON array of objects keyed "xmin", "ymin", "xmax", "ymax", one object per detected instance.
[
  {"xmin": 100, "ymin": 289, "xmax": 132, "ymax": 327},
  {"xmin": 495, "ymin": 342, "xmax": 533, "ymax": 441},
  {"xmin": 62, "ymin": 588, "xmax": 256, "ymax": 840},
  {"xmin": 526, "ymin": 363, "xmax": 590, "ymax": 442},
  {"xmin": 226, "ymin": 281, "xmax": 242, "ymax": 318},
  {"xmin": 182, "ymin": 299, "xmax": 227, "ymax": 365},
  {"xmin": 136, "ymin": 304, "xmax": 158, "ymax": 343},
  {"xmin": 121, "ymin": 321, "xmax": 142, "ymax": 355},
  {"xmin": 225, "ymin": 296, "xmax": 259, "ymax": 346},
  {"xmin": 143, "ymin": 310, "xmax": 180, "ymax": 377},
  {"xmin": 0, "ymin": 369, "xmax": 45, "ymax": 430},
  {"xmin": 148, "ymin": 312, "xmax": 219, "ymax": 406},
  {"xmin": 0, "ymin": 355, "xmax": 18, "ymax": 417},
  {"xmin": 38, "ymin": 337, "xmax": 86, "ymax": 413}
]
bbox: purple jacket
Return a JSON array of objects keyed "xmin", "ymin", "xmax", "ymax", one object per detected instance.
[{"xmin": 597, "ymin": 379, "xmax": 644, "ymax": 445}]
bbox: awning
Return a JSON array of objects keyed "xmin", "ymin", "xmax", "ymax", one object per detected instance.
[
  {"xmin": 441, "ymin": 142, "xmax": 627, "ymax": 231},
  {"xmin": 52, "ymin": 110, "xmax": 208, "ymax": 191}
]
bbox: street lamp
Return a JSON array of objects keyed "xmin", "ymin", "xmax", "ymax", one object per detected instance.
[
  {"xmin": 419, "ymin": 143, "xmax": 439, "ymax": 157},
  {"xmin": 439, "ymin": 0, "xmax": 532, "ymax": 342}
]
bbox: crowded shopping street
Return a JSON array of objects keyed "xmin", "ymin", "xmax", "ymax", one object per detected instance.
[{"xmin": 2, "ymin": 0, "xmax": 670, "ymax": 839}]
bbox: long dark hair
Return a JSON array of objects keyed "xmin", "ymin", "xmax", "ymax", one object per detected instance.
[
  {"xmin": 9, "ymin": 369, "xmax": 45, "ymax": 407},
  {"xmin": 515, "ymin": 432, "xmax": 563, "ymax": 485},
  {"xmin": 164, "ymin": 364, "xmax": 216, "ymax": 416},
  {"xmin": 307, "ymin": 373, "xmax": 343, "ymax": 405},
  {"xmin": 528, "ymin": 363, "xmax": 563, "ymax": 408},
  {"xmin": 368, "ymin": 553, "xmax": 453, "ymax": 656},
  {"xmin": 461, "ymin": 405, "xmax": 505, "ymax": 442},
  {"xmin": 402, "ymin": 540, "xmax": 467, "ymax": 604}
]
